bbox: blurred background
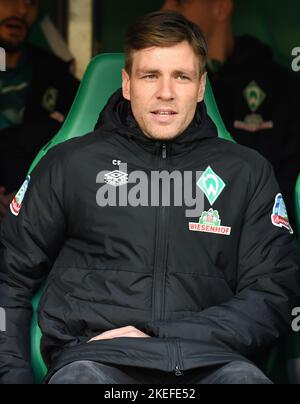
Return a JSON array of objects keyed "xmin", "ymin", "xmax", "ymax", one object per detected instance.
[{"xmin": 31, "ymin": 0, "xmax": 300, "ymax": 79}]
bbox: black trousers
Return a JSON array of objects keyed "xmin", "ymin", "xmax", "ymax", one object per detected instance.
[{"xmin": 48, "ymin": 360, "xmax": 273, "ymax": 384}]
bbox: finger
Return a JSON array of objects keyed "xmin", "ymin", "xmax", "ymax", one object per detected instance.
[
  {"xmin": 89, "ymin": 334, "xmax": 117, "ymax": 342},
  {"xmin": 89, "ymin": 329, "xmax": 134, "ymax": 342},
  {"xmin": 100, "ymin": 326, "xmax": 136, "ymax": 339},
  {"xmin": 90, "ymin": 329, "xmax": 131, "ymax": 341},
  {"xmin": 91, "ymin": 332, "xmax": 151, "ymax": 341},
  {"xmin": 108, "ymin": 327, "xmax": 145, "ymax": 339},
  {"xmin": 125, "ymin": 331, "xmax": 151, "ymax": 338},
  {"xmin": 88, "ymin": 326, "xmax": 141, "ymax": 342},
  {"xmin": 100, "ymin": 329, "xmax": 150, "ymax": 340}
]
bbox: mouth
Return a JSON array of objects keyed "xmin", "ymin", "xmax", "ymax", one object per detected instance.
[
  {"xmin": 150, "ymin": 109, "xmax": 178, "ymax": 123},
  {"xmin": 3, "ymin": 20, "xmax": 27, "ymax": 37}
]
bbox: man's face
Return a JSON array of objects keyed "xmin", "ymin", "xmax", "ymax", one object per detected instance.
[
  {"xmin": 162, "ymin": 0, "xmax": 216, "ymax": 38},
  {"xmin": 0, "ymin": 0, "xmax": 39, "ymax": 51},
  {"xmin": 122, "ymin": 41, "xmax": 206, "ymax": 141}
]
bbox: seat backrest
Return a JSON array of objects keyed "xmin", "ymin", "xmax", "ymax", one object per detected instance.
[
  {"xmin": 30, "ymin": 53, "xmax": 234, "ymax": 384},
  {"xmin": 31, "ymin": 287, "xmax": 47, "ymax": 383}
]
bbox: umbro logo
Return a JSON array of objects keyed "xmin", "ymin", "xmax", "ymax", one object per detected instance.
[{"xmin": 104, "ymin": 170, "xmax": 129, "ymax": 187}]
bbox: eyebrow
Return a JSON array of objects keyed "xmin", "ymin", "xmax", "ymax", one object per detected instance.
[
  {"xmin": 173, "ymin": 69, "xmax": 197, "ymax": 78},
  {"xmin": 136, "ymin": 69, "xmax": 160, "ymax": 75},
  {"xmin": 136, "ymin": 68, "xmax": 197, "ymax": 77}
]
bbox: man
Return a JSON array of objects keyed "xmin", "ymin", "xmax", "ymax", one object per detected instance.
[
  {"xmin": 0, "ymin": 0, "xmax": 79, "ymax": 223},
  {"xmin": 0, "ymin": 11, "xmax": 299, "ymax": 385},
  {"xmin": 162, "ymin": 0, "xmax": 300, "ymax": 227}
]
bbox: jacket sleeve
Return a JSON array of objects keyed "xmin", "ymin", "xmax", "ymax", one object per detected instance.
[
  {"xmin": 0, "ymin": 148, "xmax": 67, "ymax": 384},
  {"xmin": 146, "ymin": 159, "xmax": 300, "ymax": 362}
]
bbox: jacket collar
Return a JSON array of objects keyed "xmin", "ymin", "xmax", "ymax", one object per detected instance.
[{"xmin": 96, "ymin": 89, "xmax": 218, "ymax": 156}]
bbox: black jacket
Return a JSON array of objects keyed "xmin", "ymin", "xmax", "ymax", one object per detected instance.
[
  {"xmin": 0, "ymin": 44, "xmax": 79, "ymax": 193},
  {"xmin": 209, "ymin": 35, "xmax": 300, "ymax": 226},
  {"xmin": 0, "ymin": 90, "xmax": 299, "ymax": 384}
]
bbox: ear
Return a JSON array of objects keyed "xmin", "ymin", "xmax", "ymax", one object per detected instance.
[
  {"xmin": 197, "ymin": 72, "xmax": 207, "ymax": 103},
  {"xmin": 122, "ymin": 69, "xmax": 131, "ymax": 101}
]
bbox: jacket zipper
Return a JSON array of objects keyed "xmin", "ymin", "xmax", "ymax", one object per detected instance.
[
  {"xmin": 175, "ymin": 365, "xmax": 184, "ymax": 377},
  {"xmin": 152, "ymin": 143, "xmax": 169, "ymax": 322},
  {"xmin": 175, "ymin": 339, "xmax": 184, "ymax": 376},
  {"xmin": 168, "ymin": 340, "xmax": 184, "ymax": 376}
]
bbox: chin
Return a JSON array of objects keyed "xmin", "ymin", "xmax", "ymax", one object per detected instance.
[
  {"xmin": 146, "ymin": 127, "xmax": 182, "ymax": 141},
  {"xmin": 149, "ymin": 133, "xmax": 179, "ymax": 141},
  {"xmin": 0, "ymin": 39, "xmax": 24, "ymax": 52}
]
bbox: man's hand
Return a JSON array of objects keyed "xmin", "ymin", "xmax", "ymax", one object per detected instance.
[
  {"xmin": 0, "ymin": 187, "xmax": 14, "ymax": 222},
  {"xmin": 88, "ymin": 326, "xmax": 151, "ymax": 342}
]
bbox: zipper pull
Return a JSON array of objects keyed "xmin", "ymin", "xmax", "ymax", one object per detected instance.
[
  {"xmin": 175, "ymin": 365, "xmax": 184, "ymax": 376},
  {"xmin": 162, "ymin": 144, "xmax": 167, "ymax": 159}
]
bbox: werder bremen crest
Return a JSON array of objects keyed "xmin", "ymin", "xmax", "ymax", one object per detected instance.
[
  {"xmin": 234, "ymin": 81, "xmax": 274, "ymax": 132},
  {"xmin": 197, "ymin": 166, "xmax": 226, "ymax": 206},
  {"xmin": 244, "ymin": 81, "xmax": 266, "ymax": 113}
]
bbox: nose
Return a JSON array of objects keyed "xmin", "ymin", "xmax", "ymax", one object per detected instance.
[{"xmin": 156, "ymin": 77, "xmax": 175, "ymax": 101}]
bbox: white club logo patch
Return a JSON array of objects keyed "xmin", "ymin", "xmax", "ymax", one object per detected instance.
[
  {"xmin": 104, "ymin": 170, "xmax": 128, "ymax": 187},
  {"xmin": 189, "ymin": 209, "xmax": 232, "ymax": 236}
]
